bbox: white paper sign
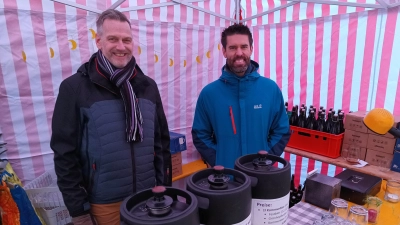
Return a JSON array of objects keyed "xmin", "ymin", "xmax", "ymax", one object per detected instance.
[{"xmin": 251, "ymin": 193, "xmax": 290, "ymax": 225}]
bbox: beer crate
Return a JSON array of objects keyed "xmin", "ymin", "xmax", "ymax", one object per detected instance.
[{"xmin": 287, "ymin": 126, "xmax": 344, "ymax": 158}]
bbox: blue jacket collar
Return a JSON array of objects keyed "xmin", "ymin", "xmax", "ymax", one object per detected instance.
[{"xmin": 219, "ymin": 60, "xmax": 260, "ymax": 83}]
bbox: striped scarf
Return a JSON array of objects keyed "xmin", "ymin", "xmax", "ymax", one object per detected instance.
[{"xmin": 96, "ymin": 50, "xmax": 143, "ymax": 142}]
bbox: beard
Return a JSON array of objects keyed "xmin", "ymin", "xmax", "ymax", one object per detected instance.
[{"xmin": 226, "ymin": 55, "xmax": 251, "ymax": 74}]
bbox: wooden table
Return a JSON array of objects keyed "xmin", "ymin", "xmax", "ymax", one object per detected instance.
[{"xmin": 284, "ymin": 146, "xmax": 400, "ymax": 181}]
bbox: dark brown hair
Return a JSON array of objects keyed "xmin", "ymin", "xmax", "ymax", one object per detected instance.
[{"xmin": 221, "ymin": 24, "xmax": 253, "ymax": 49}]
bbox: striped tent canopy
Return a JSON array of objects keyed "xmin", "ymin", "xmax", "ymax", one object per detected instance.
[{"xmin": 0, "ymin": 0, "xmax": 399, "ymax": 185}]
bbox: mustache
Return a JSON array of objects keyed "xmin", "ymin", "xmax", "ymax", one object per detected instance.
[{"xmin": 232, "ymin": 56, "xmax": 249, "ymax": 61}]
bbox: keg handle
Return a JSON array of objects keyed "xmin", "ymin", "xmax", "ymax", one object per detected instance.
[
  {"xmin": 249, "ymin": 175, "xmax": 258, "ymax": 188},
  {"xmin": 196, "ymin": 195, "xmax": 210, "ymax": 210}
]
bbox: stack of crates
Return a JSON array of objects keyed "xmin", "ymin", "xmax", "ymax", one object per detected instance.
[
  {"xmin": 343, "ymin": 111, "xmax": 400, "ymax": 168},
  {"xmin": 24, "ymin": 171, "xmax": 72, "ymax": 225}
]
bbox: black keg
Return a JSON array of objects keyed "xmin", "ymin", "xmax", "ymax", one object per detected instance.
[
  {"xmin": 234, "ymin": 151, "xmax": 291, "ymax": 225},
  {"xmin": 120, "ymin": 186, "xmax": 200, "ymax": 225},
  {"xmin": 186, "ymin": 166, "xmax": 252, "ymax": 225}
]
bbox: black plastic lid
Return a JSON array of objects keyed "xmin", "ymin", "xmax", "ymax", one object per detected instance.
[
  {"xmin": 252, "ymin": 150, "xmax": 273, "ymax": 169},
  {"xmin": 207, "ymin": 166, "xmax": 230, "ymax": 190},
  {"xmin": 334, "ymin": 169, "xmax": 382, "ymax": 193},
  {"xmin": 236, "ymin": 150, "xmax": 289, "ymax": 172},
  {"xmin": 145, "ymin": 186, "xmax": 173, "ymax": 216},
  {"xmin": 187, "ymin": 166, "xmax": 250, "ymax": 192},
  {"xmin": 121, "ymin": 186, "xmax": 199, "ymax": 224}
]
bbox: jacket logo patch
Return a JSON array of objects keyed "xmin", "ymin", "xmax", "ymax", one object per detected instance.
[{"xmin": 254, "ymin": 104, "xmax": 262, "ymax": 109}]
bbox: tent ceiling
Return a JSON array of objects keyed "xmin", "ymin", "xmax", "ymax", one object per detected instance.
[
  {"xmin": 384, "ymin": 0, "xmax": 400, "ymax": 7},
  {"xmin": 51, "ymin": 0, "xmax": 398, "ymax": 21}
]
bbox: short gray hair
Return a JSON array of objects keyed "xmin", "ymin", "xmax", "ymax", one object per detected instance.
[{"xmin": 96, "ymin": 9, "xmax": 131, "ymax": 36}]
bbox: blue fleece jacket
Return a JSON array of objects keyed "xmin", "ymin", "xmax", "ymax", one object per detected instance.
[{"xmin": 192, "ymin": 60, "xmax": 291, "ymax": 169}]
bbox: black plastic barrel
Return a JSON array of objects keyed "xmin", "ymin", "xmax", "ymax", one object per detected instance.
[
  {"xmin": 186, "ymin": 166, "xmax": 252, "ymax": 225},
  {"xmin": 235, "ymin": 151, "xmax": 291, "ymax": 225},
  {"xmin": 120, "ymin": 186, "xmax": 200, "ymax": 225}
]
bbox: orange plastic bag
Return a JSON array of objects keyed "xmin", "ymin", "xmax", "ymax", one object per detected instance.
[{"xmin": 0, "ymin": 181, "xmax": 20, "ymax": 225}]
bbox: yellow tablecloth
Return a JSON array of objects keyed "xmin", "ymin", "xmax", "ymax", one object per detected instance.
[{"xmin": 347, "ymin": 180, "xmax": 400, "ymax": 225}]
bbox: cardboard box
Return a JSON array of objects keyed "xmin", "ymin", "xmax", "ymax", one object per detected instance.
[
  {"xmin": 365, "ymin": 149, "xmax": 394, "ymax": 168},
  {"xmin": 390, "ymin": 151, "xmax": 400, "ymax": 173},
  {"xmin": 344, "ymin": 111, "xmax": 369, "ymax": 133},
  {"xmin": 171, "ymin": 152, "xmax": 183, "ymax": 177},
  {"xmin": 367, "ymin": 134, "xmax": 396, "ymax": 155},
  {"xmin": 342, "ymin": 143, "xmax": 366, "ymax": 160},
  {"xmin": 172, "ymin": 152, "xmax": 182, "ymax": 166},
  {"xmin": 366, "ymin": 115, "xmax": 400, "ymax": 139},
  {"xmin": 172, "ymin": 164, "xmax": 183, "ymax": 177},
  {"xmin": 169, "ymin": 131, "xmax": 187, "ymax": 154},
  {"xmin": 343, "ymin": 129, "xmax": 369, "ymax": 148}
]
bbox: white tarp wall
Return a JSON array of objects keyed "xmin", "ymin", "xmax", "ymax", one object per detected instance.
[{"xmin": 0, "ymin": 0, "xmax": 399, "ymax": 184}]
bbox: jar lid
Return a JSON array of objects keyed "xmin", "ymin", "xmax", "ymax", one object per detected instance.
[
  {"xmin": 349, "ymin": 205, "xmax": 368, "ymax": 215},
  {"xmin": 331, "ymin": 198, "xmax": 348, "ymax": 208},
  {"xmin": 387, "ymin": 180, "xmax": 400, "ymax": 187}
]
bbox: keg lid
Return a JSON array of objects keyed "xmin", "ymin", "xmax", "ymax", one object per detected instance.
[
  {"xmin": 235, "ymin": 150, "xmax": 290, "ymax": 173},
  {"xmin": 121, "ymin": 186, "xmax": 198, "ymax": 224},
  {"xmin": 145, "ymin": 186, "xmax": 173, "ymax": 216},
  {"xmin": 207, "ymin": 166, "xmax": 230, "ymax": 190},
  {"xmin": 187, "ymin": 166, "xmax": 249, "ymax": 191},
  {"xmin": 252, "ymin": 150, "xmax": 273, "ymax": 168}
]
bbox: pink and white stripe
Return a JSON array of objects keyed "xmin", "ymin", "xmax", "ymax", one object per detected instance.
[
  {"xmin": 131, "ymin": 20, "xmax": 224, "ymax": 164},
  {"xmin": 1, "ymin": 0, "xmax": 400, "ymax": 184},
  {"xmin": 251, "ymin": 8, "xmax": 400, "ymax": 114}
]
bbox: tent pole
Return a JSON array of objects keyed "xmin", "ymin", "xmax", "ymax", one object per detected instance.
[
  {"xmin": 374, "ymin": 0, "xmax": 389, "ymax": 8},
  {"xmin": 173, "ymin": 0, "xmax": 237, "ymax": 22},
  {"xmin": 235, "ymin": 0, "xmax": 240, "ymax": 24},
  {"xmin": 287, "ymin": 0, "xmax": 385, "ymax": 9},
  {"xmin": 50, "ymin": 0, "xmax": 102, "ymax": 13},
  {"xmin": 109, "ymin": 0, "xmax": 126, "ymax": 9},
  {"xmin": 241, "ymin": 2, "xmax": 298, "ymax": 23},
  {"xmin": 120, "ymin": 0, "xmax": 206, "ymax": 12},
  {"xmin": 390, "ymin": 1, "xmax": 400, "ymax": 7},
  {"xmin": 120, "ymin": 2, "xmax": 177, "ymax": 12}
]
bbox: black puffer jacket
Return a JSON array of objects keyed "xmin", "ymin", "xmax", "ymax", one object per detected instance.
[{"xmin": 50, "ymin": 53, "xmax": 171, "ymax": 217}]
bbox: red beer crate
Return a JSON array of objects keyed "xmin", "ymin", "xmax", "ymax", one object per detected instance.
[{"xmin": 287, "ymin": 125, "xmax": 344, "ymax": 158}]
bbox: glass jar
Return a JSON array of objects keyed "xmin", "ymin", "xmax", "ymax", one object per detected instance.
[
  {"xmin": 384, "ymin": 180, "xmax": 400, "ymax": 203},
  {"xmin": 329, "ymin": 198, "xmax": 348, "ymax": 219},
  {"xmin": 347, "ymin": 205, "xmax": 368, "ymax": 225},
  {"xmin": 365, "ymin": 196, "xmax": 382, "ymax": 224}
]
